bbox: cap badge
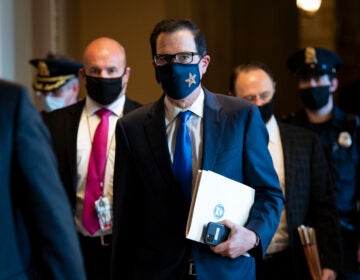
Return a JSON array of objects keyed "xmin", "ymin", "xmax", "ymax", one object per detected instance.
[
  {"xmin": 38, "ymin": 61, "xmax": 50, "ymax": 76},
  {"xmin": 305, "ymin": 47, "xmax": 318, "ymax": 64},
  {"xmin": 337, "ymin": 131, "xmax": 352, "ymax": 148}
]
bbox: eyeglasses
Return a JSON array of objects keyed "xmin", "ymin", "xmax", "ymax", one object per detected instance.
[{"xmin": 153, "ymin": 52, "xmax": 200, "ymax": 66}]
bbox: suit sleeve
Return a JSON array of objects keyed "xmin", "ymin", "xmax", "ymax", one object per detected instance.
[
  {"xmin": 242, "ymin": 107, "xmax": 284, "ymax": 257},
  {"xmin": 14, "ymin": 88, "xmax": 86, "ymax": 280},
  {"xmin": 111, "ymin": 120, "xmax": 139, "ymax": 279}
]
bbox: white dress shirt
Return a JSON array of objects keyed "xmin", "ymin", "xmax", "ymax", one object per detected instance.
[
  {"xmin": 75, "ymin": 95, "xmax": 125, "ymax": 236},
  {"xmin": 265, "ymin": 115, "xmax": 289, "ymax": 254},
  {"xmin": 164, "ymin": 89, "xmax": 204, "ymax": 191}
]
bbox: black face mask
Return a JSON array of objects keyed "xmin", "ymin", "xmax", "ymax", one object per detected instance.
[
  {"xmin": 299, "ymin": 86, "xmax": 331, "ymax": 110},
  {"xmin": 258, "ymin": 96, "xmax": 275, "ymax": 123},
  {"xmin": 85, "ymin": 74, "xmax": 124, "ymax": 105}
]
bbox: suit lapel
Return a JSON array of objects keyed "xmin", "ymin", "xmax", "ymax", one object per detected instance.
[
  {"xmin": 202, "ymin": 90, "xmax": 227, "ymax": 170},
  {"xmin": 144, "ymin": 97, "xmax": 175, "ymax": 186},
  {"xmin": 65, "ymin": 101, "xmax": 84, "ymax": 191},
  {"xmin": 65, "ymin": 98, "xmax": 138, "ymax": 194},
  {"xmin": 278, "ymin": 122, "xmax": 292, "ymax": 201},
  {"xmin": 143, "ymin": 91, "xmax": 226, "ymax": 184}
]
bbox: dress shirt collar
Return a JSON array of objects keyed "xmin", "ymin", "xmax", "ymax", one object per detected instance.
[
  {"xmin": 265, "ymin": 115, "xmax": 279, "ymax": 144},
  {"xmin": 164, "ymin": 89, "xmax": 204, "ymax": 125},
  {"xmin": 85, "ymin": 94, "xmax": 126, "ymax": 117}
]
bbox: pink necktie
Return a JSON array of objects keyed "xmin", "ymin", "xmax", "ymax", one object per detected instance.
[{"xmin": 83, "ymin": 108, "xmax": 112, "ymax": 234}]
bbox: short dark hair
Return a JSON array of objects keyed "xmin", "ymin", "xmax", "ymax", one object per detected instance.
[
  {"xmin": 229, "ymin": 61, "xmax": 275, "ymax": 95},
  {"xmin": 150, "ymin": 19, "xmax": 207, "ymax": 58}
]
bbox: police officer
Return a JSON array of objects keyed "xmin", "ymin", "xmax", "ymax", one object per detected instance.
[
  {"xmin": 30, "ymin": 53, "xmax": 83, "ymax": 111},
  {"xmin": 285, "ymin": 47, "xmax": 360, "ymax": 280}
]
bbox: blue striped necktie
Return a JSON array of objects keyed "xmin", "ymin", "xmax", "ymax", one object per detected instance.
[{"xmin": 173, "ymin": 110, "xmax": 192, "ymax": 205}]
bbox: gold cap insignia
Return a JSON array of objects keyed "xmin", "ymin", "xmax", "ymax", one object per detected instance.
[
  {"xmin": 305, "ymin": 47, "xmax": 318, "ymax": 65},
  {"xmin": 38, "ymin": 61, "xmax": 50, "ymax": 76}
]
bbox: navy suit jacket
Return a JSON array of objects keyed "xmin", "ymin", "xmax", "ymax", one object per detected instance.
[
  {"xmin": 0, "ymin": 79, "xmax": 85, "ymax": 280},
  {"xmin": 42, "ymin": 97, "xmax": 142, "ymax": 212},
  {"xmin": 111, "ymin": 88, "xmax": 284, "ymax": 280},
  {"xmin": 278, "ymin": 122, "xmax": 341, "ymax": 278}
]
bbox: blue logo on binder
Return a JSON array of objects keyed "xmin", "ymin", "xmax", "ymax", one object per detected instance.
[{"xmin": 213, "ymin": 204, "xmax": 225, "ymax": 219}]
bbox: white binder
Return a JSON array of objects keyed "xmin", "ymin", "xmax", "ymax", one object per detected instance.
[{"xmin": 186, "ymin": 170, "xmax": 255, "ymax": 243}]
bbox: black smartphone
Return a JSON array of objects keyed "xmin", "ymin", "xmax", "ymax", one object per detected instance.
[{"xmin": 203, "ymin": 222, "xmax": 230, "ymax": 246}]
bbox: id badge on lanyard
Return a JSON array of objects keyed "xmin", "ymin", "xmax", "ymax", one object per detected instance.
[{"xmin": 95, "ymin": 196, "xmax": 112, "ymax": 231}]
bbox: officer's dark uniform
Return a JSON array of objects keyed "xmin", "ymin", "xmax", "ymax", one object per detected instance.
[
  {"xmin": 284, "ymin": 47, "xmax": 360, "ymax": 280},
  {"xmin": 339, "ymin": 79, "xmax": 360, "ymax": 116}
]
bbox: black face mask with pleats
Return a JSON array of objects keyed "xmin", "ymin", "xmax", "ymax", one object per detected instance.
[
  {"xmin": 258, "ymin": 96, "xmax": 275, "ymax": 123},
  {"xmin": 85, "ymin": 75, "xmax": 124, "ymax": 105},
  {"xmin": 299, "ymin": 86, "xmax": 331, "ymax": 110}
]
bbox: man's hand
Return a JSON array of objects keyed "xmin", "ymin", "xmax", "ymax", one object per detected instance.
[
  {"xmin": 321, "ymin": 268, "xmax": 336, "ymax": 280},
  {"xmin": 209, "ymin": 219, "xmax": 257, "ymax": 259}
]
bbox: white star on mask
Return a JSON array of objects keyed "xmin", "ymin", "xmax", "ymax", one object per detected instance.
[{"xmin": 185, "ymin": 73, "xmax": 197, "ymax": 87}]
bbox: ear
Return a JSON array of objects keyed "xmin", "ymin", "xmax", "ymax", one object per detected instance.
[
  {"xmin": 123, "ymin": 66, "xmax": 131, "ymax": 84},
  {"xmin": 72, "ymin": 80, "xmax": 79, "ymax": 93},
  {"xmin": 330, "ymin": 77, "xmax": 338, "ymax": 93},
  {"xmin": 121, "ymin": 67, "xmax": 131, "ymax": 94},
  {"xmin": 200, "ymin": 54, "xmax": 211, "ymax": 75},
  {"xmin": 69, "ymin": 81, "xmax": 80, "ymax": 102}
]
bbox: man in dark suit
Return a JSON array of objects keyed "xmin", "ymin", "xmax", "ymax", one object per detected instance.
[
  {"xmin": 111, "ymin": 18, "xmax": 284, "ymax": 280},
  {"xmin": 42, "ymin": 37, "xmax": 141, "ymax": 280},
  {"xmin": 229, "ymin": 61, "xmax": 342, "ymax": 280},
  {"xmin": 0, "ymin": 79, "xmax": 85, "ymax": 280}
]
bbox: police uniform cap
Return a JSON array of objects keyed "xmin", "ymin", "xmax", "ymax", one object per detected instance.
[
  {"xmin": 29, "ymin": 53, "xmax": 83, "ymax": 92},
  {"xmin": 287, "ymin": 47, "xmax": 343, "ymax": 79}
]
